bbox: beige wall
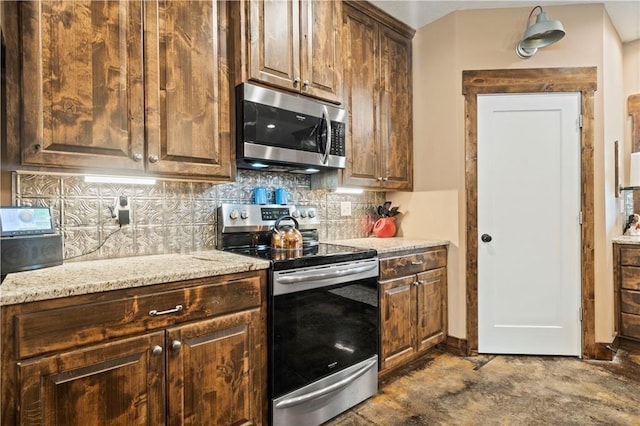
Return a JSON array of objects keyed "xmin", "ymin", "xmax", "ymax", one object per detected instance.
[{"xmin": 391, "ymin": 4, "xmax": 626, "ymax": 343}]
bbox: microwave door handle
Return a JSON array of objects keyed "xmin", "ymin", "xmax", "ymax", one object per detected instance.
[{"xmin": 321, "ymin": 105, "xmax": 331, "ymax": 164}]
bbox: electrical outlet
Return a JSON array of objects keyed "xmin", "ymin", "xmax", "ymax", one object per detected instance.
[
  {"xmin": 340, "ymin": 201, "xmax": 352, "ymax": 216},
  {"xmin": 114, "ymin": 196, "xmax": 131, "ymax": 225}
]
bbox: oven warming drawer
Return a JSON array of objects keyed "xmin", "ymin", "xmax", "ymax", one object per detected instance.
[{"xmin": 272, "ymin": 355, "xmax": 378, "ymax": 426}]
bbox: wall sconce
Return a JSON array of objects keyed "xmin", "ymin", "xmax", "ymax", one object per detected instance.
[{"xmin": 516, "ymin": 6, "xmax": 566, "ymax": 59}]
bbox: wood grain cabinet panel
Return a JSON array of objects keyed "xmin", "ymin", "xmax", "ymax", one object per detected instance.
[
  {"xmin": 236, "ymin": 0, "xmax": 342, "ymax": 103},
  {"xmin": 167, "ymin": 310, "xmax": 264, "ymax": 425},
  {"xmin": 12, "ymin": 0, "xmax": 232, "ymax": 180},
  {"xmin": 18, "ymin": 1, "xmax": 145, "ymax": 172},
  {"xmin": 314, "ymin": 3, "xmax": 413, "ymax": 191},
  {"xmin": 2, "ymin": 271, "xmax": 267, "ymax": 425},
  {"xmin": 378, "ymin": 247, "xmax": 447, "ymax": 374},
  {"xmin": 17, "ymin": 332, "xmax": 166, "ymax": 426},
  {"xmin": 614, "ymin": 243, "xmax": 640, "ymax": 341},
  {"xmin": 144, "ymin": 0, "xmax": 232, "ymax": 179},
  {"xmin": 379, "ymin": 275, "xmax": 416, "ymax": 371}
]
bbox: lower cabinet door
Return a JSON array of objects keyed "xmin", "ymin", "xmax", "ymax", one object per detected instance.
[
  {"xmin": 17, "ymin": 332, "xmax": 166, "ymax": 426},
  {"xmin": 166, "ymin": 310, "xmax": 264, "ymax": 426},
  {"xmin": 379, "ymin": 275, "xmax": 416, "ymax": 371},
  {"xmin": 415, "ymin": 268, "xmax": 447, "ymax": 352}
]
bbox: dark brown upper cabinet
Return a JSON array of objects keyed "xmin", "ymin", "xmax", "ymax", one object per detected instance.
[
  {"xmin": 231, "ymin": 0, "xmax": 343, "ymax": 104},
  {"xmin": 11, "ymin": 1, "xmax": 232, "ymax": 181},
  {"xmin": 312, "ymin": 3, "xmax": 414, "ymax": 191}
]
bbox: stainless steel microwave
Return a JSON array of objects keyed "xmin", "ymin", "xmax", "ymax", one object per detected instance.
[{"xmin": 236, "ymin": 83, "xmax": 347, "ymax": 173}]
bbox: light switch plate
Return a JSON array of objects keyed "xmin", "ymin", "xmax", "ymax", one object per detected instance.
[{"xmin": 340, "ymin": 201, "xmax": 352, "ymax": 216}]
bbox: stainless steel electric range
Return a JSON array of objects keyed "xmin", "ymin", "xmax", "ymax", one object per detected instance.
[{"xmin": 218, "ymin": 204, "xmax": 379, "ymax": 426}]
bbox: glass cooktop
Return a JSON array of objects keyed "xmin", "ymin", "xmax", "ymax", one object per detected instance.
[{"xmin": 225, "ymin": 243, "xmax": 377, "ymax": 271}]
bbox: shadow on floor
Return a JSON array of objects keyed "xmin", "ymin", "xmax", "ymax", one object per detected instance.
[{"xmin": 326, "ymin": 340, "xmax": 640, "ymax": 425}]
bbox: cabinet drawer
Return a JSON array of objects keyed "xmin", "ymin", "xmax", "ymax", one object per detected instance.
[
  {"xmin": 16, "ymin": 276, "xmax": 262, "ymax": 359},
  {"xmin": 620, "ymin": 247, "xmax": 640, "ymax": 266},
  {"xmin": 621, "ymin": 313, "xmax": 640, "ymax": 339},
  {"xmin": 621, "ymin": 290, "xmax": 640, "ymax": 315},
  {"xmin": 621, "ymin": 266, "xmax": 640, "ymax": 290},
  {"xmin": 379, "ymin": 248, "xmax": 446, "ymax": 280}
]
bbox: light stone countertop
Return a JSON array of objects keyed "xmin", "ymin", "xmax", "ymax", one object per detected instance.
[
  {"xmin": 328, "ymin": 237, "xmax": 449, "ymax": 255},
  {"xmin": 613, "ymin": 235, "xmax": 640, "ymax": 245},
  {"xmin": 0, "ymin": 251, "xmax": 270, "ymax": 306}
]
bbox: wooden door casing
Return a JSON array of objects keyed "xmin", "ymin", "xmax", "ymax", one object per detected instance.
[
  {"xmin": 166, "ymin": 309, "xmax": 265, "ymax": 426},
  {"xmin": 144, "ymin": 0, "xmax": 232, "ymax": 179},
  {"xmin": 17, "ymin": 332, "xmax": 166, "ymax": 426},
  {"xmin": 19, "ymin": 0, "xmax": 145, "ymax": 172},
  {"xmin": 379, "ymin": 275, "xmax": 416, "ymax": 371}
]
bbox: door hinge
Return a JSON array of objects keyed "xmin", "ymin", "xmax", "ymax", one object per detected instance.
[
  {"xmin": 577, "ymin": 115, "xmax": 583, "ymax": 129},
  {"xmin": 579, "ymin": 211, "xmax": 583, "ymax": 225}
]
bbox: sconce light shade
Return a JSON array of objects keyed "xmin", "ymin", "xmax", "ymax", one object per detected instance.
[
  {"xmin": 516, "ymin": 6, "xmax": 566, "ymax": 59},
  {"xmin": 630, "ymin": 152, "xmax": 640, "ymax": 187}
]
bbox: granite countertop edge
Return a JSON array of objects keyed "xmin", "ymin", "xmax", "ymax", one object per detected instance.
[
  {"xmin": 328, "ymin": 237, "xmax": 450, "ymax": 254},
  {"xmin": 0, "ymin": 251, "xmax": 270, "ymax": 307},
  {"xmin": 613, "ymin": 235, "xmax": 640, "ymax": 245}
]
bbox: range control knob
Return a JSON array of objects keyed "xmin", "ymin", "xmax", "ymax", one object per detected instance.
[
  {"xmin": 229, "ymin": 210, "xmax": 239, "ymax": 220},
  {"xmin": 300, "ymin": 210, "xmax": 308, "ymax": 218},
  {"xmin": 291, "ymin": 210, "xmax": 300, "ymax": 218},
  {"xmin": 240, "ymin": 210, "xmax": 249, "ymax": 219},
  {"xmin": 308, "ymin": 209, "xmax": 316, "ymax": 218}
]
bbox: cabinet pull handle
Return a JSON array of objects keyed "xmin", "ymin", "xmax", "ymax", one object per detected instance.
[
  {"xmin": 152, "ymin": 345, "xmax": 163, "ymax": 355},
  {"xmin": 171, "ymin": 340, "xmax": 183, "ymax": 351},
  {"xmin": 149, "ymin": 304, "xmax": 183, "ymax": 317},
  {"xmin": 411, "ymin": 260, "xmax": 424, "ymax": 266}
]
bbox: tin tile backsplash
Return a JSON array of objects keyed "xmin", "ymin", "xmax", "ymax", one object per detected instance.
[{"xmin": 13, "ymin": 171, "xmax": 385, "ymax": 262}]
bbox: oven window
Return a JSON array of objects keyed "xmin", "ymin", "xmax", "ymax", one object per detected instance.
[{"xmin": 270, "ymin": 277, "xmax": 379, "ymax": 398}]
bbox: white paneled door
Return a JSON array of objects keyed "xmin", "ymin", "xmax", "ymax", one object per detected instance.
[{"xmin": 477, "ymin": 93, "xmax": 582, "ymax": 356}]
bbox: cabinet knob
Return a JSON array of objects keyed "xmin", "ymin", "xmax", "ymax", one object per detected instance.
[
  {"xmin": 171, "ymin": 340, "xmax": 183, "ymax": 351},
  {"xmin": 149, "ymin": 155, "xmax": 159, "ymax": 163},
  {"xmin": 377, "ymin": 177, "xmax": 383, "ymax": 181},
  {"xmin": 133, "ymin": 153, "xmax": 143, "ymax": 162},
  {"xmin": 152, "ymin": 345, "xmax": 163, "ymax": 355},
  {"xmin": 383, "ymin": 177, "xmax": 389, "ymax": 181},
  {"xmin": 481, "ymin": 234, "xmax": 493, "ymax": 243},
  {"xmin": 293, "ymin": 77, "xmax": 301, "ymax": 86},
  {"xmin": 302, "ymin": 79, "xmax": 309, "ymax": 87}
]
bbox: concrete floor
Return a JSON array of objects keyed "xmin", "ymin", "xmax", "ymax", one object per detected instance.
[{"xmin": 327, "ymin": 341, "xmax": 640, "ymax": 425}]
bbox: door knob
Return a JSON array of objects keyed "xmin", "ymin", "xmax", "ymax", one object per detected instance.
[{"xmin": 481, "ymin": 234, "xmax": 492, "ymax": 243}]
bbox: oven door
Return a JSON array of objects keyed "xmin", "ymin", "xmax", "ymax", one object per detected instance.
[{"xmin": 269, "ymin": 258, "xmax": 379, "ymax": 424}]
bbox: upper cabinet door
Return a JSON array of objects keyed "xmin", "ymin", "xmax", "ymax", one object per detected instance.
[
  {"xmin": 248, "ymin": 0, "xmax": 301, "ymax": 92},
  {"xmin": 20, "ymin": 1, "xmax": 145, "ymax": 171},
  {"xmin": 244, "ymin": 0, "xmax": 342, "ymax": 103},
  {"xmin": 144, "ymin": 0, "xmax": 232, "ymax": 179},
  {"xmin": 379, "ymin": 26, "xmax": 413, "ymax": 190},
  {"xmin": 341, "ymin": 6, "xmax": 380, "ymax": 187},
  {"xmin": 299, "ymin": 0, "xmax": 342, "ymax": 103}
]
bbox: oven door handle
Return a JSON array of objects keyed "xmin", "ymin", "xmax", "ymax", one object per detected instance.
[
  {"xmin": 276, "ymin": 263, "xmax": 377, "ymax": 284},
  {"xmin": 274, "ymin": 358, "xmax": 377, "ymax": 409}
]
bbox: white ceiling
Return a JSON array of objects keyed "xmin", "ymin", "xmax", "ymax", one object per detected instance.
[{"xmin": 369, "ymin": 0, "xmax": 640, "ymax": 43}]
